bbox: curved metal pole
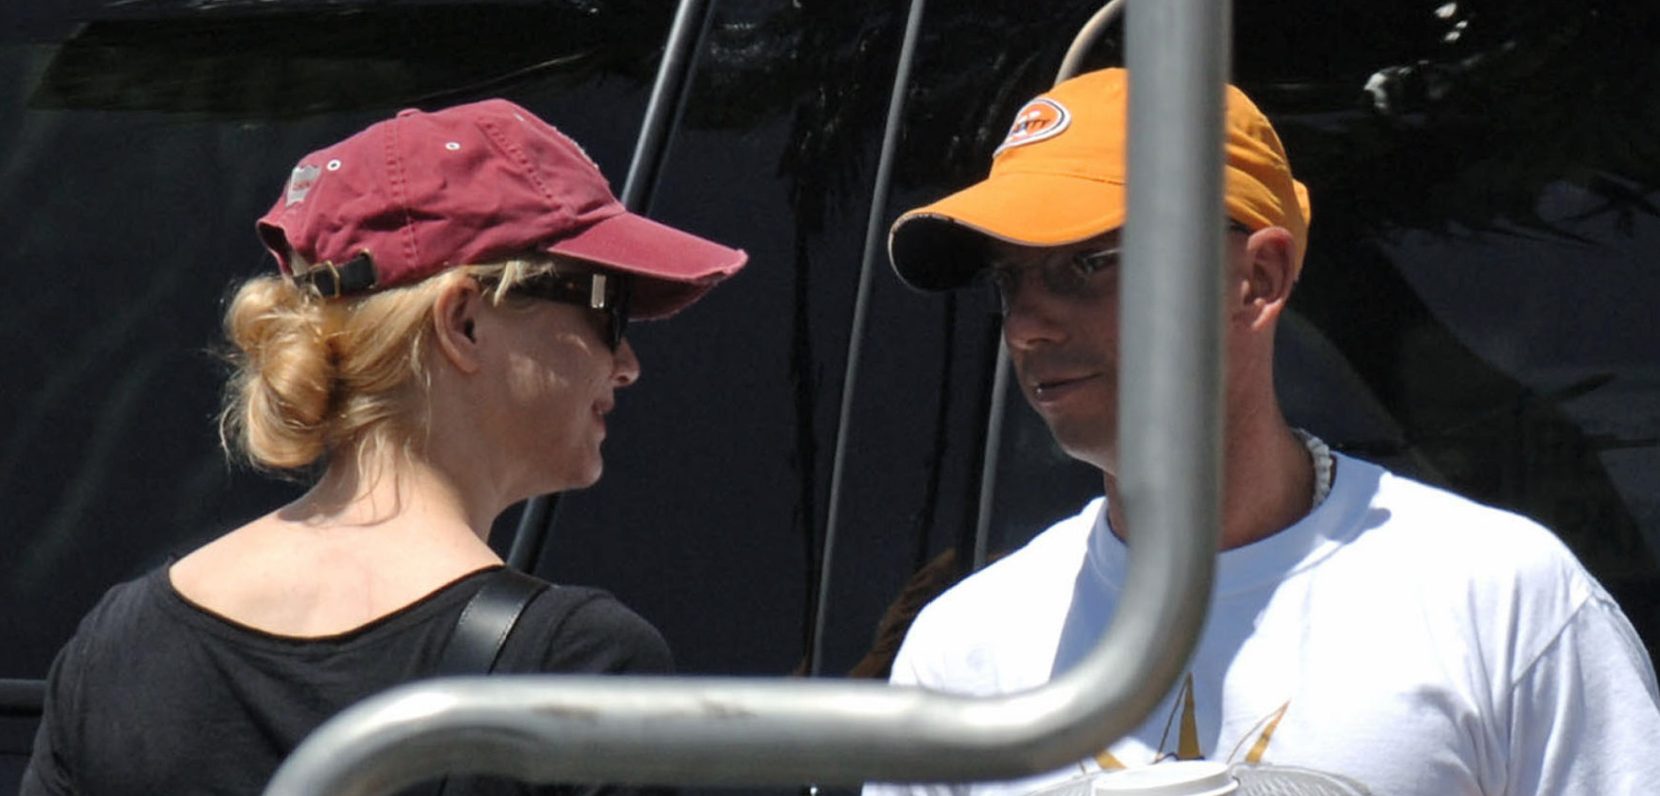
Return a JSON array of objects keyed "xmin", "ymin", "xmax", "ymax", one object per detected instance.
[
  {"xmin": 620, "ymin": 0, "xmax": 717, "ymax": 210},
  {"xmin": 510, "ymin": 0, "xmax": 716, "ymax": 569},
  {"xmin": 1058, "ymin": 0, "xmax": 1128, "ymax": 85},
  {"xmin": 810, "ymin": 0, "xmax": 931, "ymax": 678},
  {"xmin": 970, "ymin": 0, "xmax": 1126, "ymax": 573},
  {"xmin": 265, "ymin": 0, "xmax": 1228, "ymax": 792}
]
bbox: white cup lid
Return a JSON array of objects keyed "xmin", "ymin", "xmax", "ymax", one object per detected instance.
[{"xmin": 1091, "ymin": 761, "xmax": 1239, "ymax": 796}]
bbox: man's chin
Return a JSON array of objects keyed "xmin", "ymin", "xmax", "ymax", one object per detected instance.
[{"xmin": 1046, "ymin": 425, "xmax": 1114, "ymax": 471}]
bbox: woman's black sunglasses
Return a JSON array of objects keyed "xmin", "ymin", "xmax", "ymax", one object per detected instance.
[{"xmin": 497, "ymin": 270, "xmax": 632, "ymax": 350}]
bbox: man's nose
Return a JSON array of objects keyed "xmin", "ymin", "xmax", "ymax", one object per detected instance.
[{"xmin": 1001, "ymin": 275, "xmax": 1067, "ymax": 351}]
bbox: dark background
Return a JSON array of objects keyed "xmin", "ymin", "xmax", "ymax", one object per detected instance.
[{"xmin": 3, "ymin": 0, "xmax": 1658, "ymax": 790}]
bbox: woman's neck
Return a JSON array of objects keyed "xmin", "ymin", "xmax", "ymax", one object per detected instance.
[
  {"xmin": 288, "ymin": 444, "xmax": 496, "ymax": 541},
  {"xmin": 168, "ymin": 448, "xmax": 503, "ymax": 638}
]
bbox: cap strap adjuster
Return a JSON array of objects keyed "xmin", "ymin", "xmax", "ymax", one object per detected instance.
[{"xmin": 297, "ymin": 252, "xmax": 377, "ymax": 298}]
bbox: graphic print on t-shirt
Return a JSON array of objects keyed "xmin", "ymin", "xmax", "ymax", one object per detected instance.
[
  {"xmin": 1092, "ymin": 674, "xmax": 1285, "ymax": 769},
  {"xmin": 1092, "ymin": 674, "xmax": 1372, "ymax": 793}
]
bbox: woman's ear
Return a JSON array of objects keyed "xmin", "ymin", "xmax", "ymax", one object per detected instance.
[
  {"xmin": 1235, "ymin": 226, "xmax": 1297, "ymax": 331},
  {"xmin": 432, "ymin": 276, "xmax": 485, "ymax": 374}
]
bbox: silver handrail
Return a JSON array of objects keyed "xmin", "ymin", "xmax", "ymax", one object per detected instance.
[
  {"xmin": 1058, "ymin": 0, "xmax": 1128, "ymax": 85},
  {"xmin": 263, "ymin": 0, "xmax": 1228, "ymax": 792}
]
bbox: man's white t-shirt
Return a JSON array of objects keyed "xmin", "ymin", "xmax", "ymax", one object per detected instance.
[{"xmin": 868, "ymin": 453, "xmax": 1660, "ymax": 795}]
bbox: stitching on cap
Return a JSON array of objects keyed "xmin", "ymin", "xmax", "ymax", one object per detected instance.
[
  {"xmin": 386, "ymin": 119, "xmax": 418, "ymax": 270},
  {"xmin": 478, "ymin": 118, "xmax": 557, "ymax": 204}
]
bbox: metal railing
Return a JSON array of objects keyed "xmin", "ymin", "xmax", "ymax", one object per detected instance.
[
  {"xmin": 0, "ymin": 678, "xmax": 45, "ymax": 719},
  {"xmin": 263, "ymin": 0, "xmax": 1230, "ymax": 791}
]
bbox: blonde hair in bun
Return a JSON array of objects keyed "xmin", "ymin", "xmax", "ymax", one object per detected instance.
[{"xmin": 217, "ymin": 253, "xmax": 570, "ymax": 475}]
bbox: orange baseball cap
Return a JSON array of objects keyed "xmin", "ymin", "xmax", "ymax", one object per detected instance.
[{"xmin": 888, "ymin": 67, "xmax": 1311, "ymax": 291}]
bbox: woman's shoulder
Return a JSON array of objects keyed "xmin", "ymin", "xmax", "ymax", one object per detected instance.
[
  {"xmin": 166, "ymin": 508, "xmax": 506, "ymax": 639},
  {"xmin": 67, "ymin": 566, "xmax": 178, "ymax": 645},
  {"xmin": 501, "ymin": 583, "xmax": 674, "ymax": 675},
  {"xmin": 40, "ymin": 566, "xmax": 187, "ymax": 711}
]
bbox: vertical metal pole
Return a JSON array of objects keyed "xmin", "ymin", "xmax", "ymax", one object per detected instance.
[
  {"xmin": 810, "ymin": 0, "xmax": 931, "ymax": 677},
  {"xmin": 969, "ymin": 0, "xmax": 1126, "ymax": 574},
  {"xmin": 1118, "ymin": 0, "xmax": 1228, "ymax": 673},
  {"xmin": 509, "ymin": 0, "xmax": 716, "ymax": 570},
  {"xmin": 970, "ymin": 350, "xmax": 1010, "ymax": 572},
  {"xmin": 621, "ymin": 0, "xmax": 717, "ymax": 209}
]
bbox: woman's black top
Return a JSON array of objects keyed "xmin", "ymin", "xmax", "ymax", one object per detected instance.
[{"xmin": 22, "ymin": 566, "xmax": 673, "ymax": 795}]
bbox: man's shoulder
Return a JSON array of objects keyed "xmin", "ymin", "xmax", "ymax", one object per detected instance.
[
  {"xmin": 928, "ymin": 498, "xmax": 1100, "ymax": 613},
  {"xmin": 1357, "ymin": 458, "xmax": 1582, "ymax": 563},
  {"xmin": 892, "ymin": 499, "xmax": 1102, "ymax": 692},
  {"xmin": 1337, "ymin": 455, "xmax": 1602, "ymax": 614}
]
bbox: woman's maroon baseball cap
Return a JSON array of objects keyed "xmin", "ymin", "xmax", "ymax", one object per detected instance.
[{"xmin": 256, "ymin": 98, "xmax": 747, "ymax": 319}]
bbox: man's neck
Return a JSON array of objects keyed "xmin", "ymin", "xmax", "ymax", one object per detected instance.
[{"xmin": 1101, "ymin": 418, "xmax": 1315, "ymax": 551}]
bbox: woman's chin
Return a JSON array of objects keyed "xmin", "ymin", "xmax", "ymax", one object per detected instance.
[
  {"xmin": 575, "ymin": 467, "xmax": 603, "ymax": 490},
  {"xmin": 562, "ymin": 459, "xmax": 605, "ymax": 492}
]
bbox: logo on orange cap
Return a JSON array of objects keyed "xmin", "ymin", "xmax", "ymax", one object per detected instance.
[{"xmin": 993, "ymin": 98, "xmax": 1071, "ymax": 156}]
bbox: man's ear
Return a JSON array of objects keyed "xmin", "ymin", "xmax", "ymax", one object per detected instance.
[
  {"xmin": 1235, "ymin": 226, "xmax": 1297, "ymax": 331},
  {"xmin": 432, "ymin": 276, "xmax": 485, "ymax": 374}
]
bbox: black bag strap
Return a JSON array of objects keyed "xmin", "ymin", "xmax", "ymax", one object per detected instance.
[
  {"xmin": 436, "ymin": 567, "xmax": 551, "ymax": 676},
  {"xmin": 427, "ymin": 567, "xmax": 550, "ymax": 796}
]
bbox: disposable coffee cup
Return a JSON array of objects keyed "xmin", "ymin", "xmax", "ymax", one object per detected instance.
[{"xmin": 1090, "ymin": 761, "xmax": 1239, "ymax": 796}]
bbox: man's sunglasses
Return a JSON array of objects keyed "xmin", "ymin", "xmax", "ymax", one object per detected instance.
[
  {"xmin": 984, "ymin": 219, "xmax": 1256, "ymax": 313},
  {"xmin": 498, "ymin": 270, "xmax": 632, "ymax": 350}
]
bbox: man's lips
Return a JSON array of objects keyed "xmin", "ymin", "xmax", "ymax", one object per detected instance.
[{"xmin": 1030, "ymin": 373, "xmax": 1100, "ymax": 403}]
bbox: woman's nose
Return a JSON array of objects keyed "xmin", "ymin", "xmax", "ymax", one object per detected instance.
[{"xmin": 612, "ymin": 337, "xmax": 641, "ymax": 387}]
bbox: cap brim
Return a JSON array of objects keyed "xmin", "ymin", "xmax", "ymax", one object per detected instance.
[
  {"xmin": 548, "ymin": 211, "xmax": 748, "ymax": 319},
  {"xmin": 889, "ymin": 172, "xmax": 1126, "ymax": 291}
]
